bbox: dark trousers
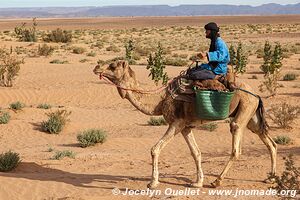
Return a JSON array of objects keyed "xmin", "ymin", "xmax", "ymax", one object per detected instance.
[{"xmin": 186, "ymin": 67, "xmax": 216, "ymax": 80}]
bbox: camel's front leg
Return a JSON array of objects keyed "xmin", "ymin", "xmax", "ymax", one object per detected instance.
[
  {"xmin": 211, "ymin": 122, "xmax": 243, "ymax": 187},
  {"xmin": 147, "ymin": 122, "xmax": 182, "ymax": 189},
  {"xmin": 182, "ymin": 127, "xmax": 204, "ymax": 188}
]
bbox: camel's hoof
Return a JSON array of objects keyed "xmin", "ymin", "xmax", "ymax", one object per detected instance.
[
  {"xmin": 211, "ymin": 179, "xmax": 222, "ymax": 188},
  {"xmin": 189, "ymin": 182, "xmax": 203, "ymax": 188},
  {"xmin": 147, "ymin": 181, "xmax": 160, "ymax": 189},
  {"xmin": 263, "ymin": 177, "xmax": 276, "ymax": 184}
]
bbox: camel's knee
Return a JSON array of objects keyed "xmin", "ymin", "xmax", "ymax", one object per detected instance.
[
  {"xmin": 231, "ymin": 150, "xmax": 240, "ymax": 160},
  {"xmin": 230, "ymin": 121, "xmax": 239, "ymax": 134},
  {"xmin": 151, "ymin": 146, "xmax": 160, "ymax": 157}
]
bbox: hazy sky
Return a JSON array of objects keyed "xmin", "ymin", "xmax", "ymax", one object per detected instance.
[{"xmin": 0, "ymin": 0, "xmax": 299, "ymax": 8}]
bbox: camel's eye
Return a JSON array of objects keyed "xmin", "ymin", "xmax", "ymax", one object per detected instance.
[{"xmin": 108, "ymin": 63, "xmax": 116, "ymax": 71}]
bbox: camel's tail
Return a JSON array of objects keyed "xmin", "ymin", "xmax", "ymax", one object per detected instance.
[
  {"xmin": 256, "ymin": 97, "xmax": 269, "ymax": 134},
  {"xmin": 247, "ymin": 97, "xmax": 269, "ymax": 134}
]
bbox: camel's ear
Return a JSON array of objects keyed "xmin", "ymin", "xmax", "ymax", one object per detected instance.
[{"xmin": 122, "ymin": 60, "xmax": 135, "ymax": 78}]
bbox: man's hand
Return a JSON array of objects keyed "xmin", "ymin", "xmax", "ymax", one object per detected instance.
[{"xmin": 197, "ymin": 52, "xmax": 208, "ymax": 62}]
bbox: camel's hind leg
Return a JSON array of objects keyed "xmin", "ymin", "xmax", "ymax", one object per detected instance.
[
  {"xmin": 181, "ymin": 127, "xmax": 204, "ymax": 187},
  {"xmin": 247, "ymin": 114, "xmax": 277, "ymax": 180},
  {"xmin": 147, "ymin": 121, "xmax": 184, "ymax": 189}
]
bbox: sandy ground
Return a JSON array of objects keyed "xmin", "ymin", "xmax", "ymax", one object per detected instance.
[{"xmin": 0, "ymin": 16, "xmax": 299, "ymax": 200}]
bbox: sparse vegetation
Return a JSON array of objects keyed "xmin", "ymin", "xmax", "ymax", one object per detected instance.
[
  {"xmin": 41, "ymin": 110, "xmax": 71, "ymax": 134},
  {"xmin": 283, "ymin": 73, "xmax": 297, "ymax": 81},
  {"xmin": 43, "ymin": 28, "xmax": 72, "ymax": 43},
  {"xmin": 273, "ymin": 135, "xmax": 292, "ymax": 145},
  {"xmin": 146, "ymin": 43, "xmax": 169, "ymax": 85},
  {"xmin": 52, "ymin": 150, "xmax": 75, "ymax": 160},
  {"xmin": 37, "ymin": 103, "xmax": 52, "ymax": 109},
  {"xmin": 14, "ymin": 18, "xmax": 37, "ymax": 42},
  {"xmin": 72, "ymin": 46, "xmax": 86, "ymax": 54},
  {"xmin": 10, "ymin": 101, "xmax": 25, "ymax": 110},
  {"xmin": 199, "ymin": 123, "xmax": 218, "ymax": 132},
  {"xmin": 148, "ymin": 117, "xmax": 167, "ymax": 126},
  {"xmin": 77, "ymin": 129, "xmax": 107, "ymax": 148},
  {"xmin": 268, "ymin": 103, "xmax": 300, "ymax": 129},
  {"xmin": 50, "ymin": 59, "xmax": 68, "ymax": 64},
  {"xmin": 269, "ymin": 154, "xmax": 300, "ymax": 198},
  {"xmin": 0, "ymin": 48, "xmax": 24, "ymax": 87},
  {"xmin": 0, "ymin": 151, "xmax": 21, "ymax": 172},
  {"xmin": 37, "ymin": 44, "xmax": 54, "ymax": 56},
  {"xmin": 230, "ymin": 42, "xmax": 248, "ymax": 74},
  {"xmin": 0, "ymin": 111, "xmax": 10, "ymax": 124}
]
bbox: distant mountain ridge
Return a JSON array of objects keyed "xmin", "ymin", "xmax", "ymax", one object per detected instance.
[{"xmin": 0, "ymin": 3, "xmax": 300, "ymax": 18}]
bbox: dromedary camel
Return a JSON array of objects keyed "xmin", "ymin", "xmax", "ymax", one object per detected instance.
[{"xmin": 93, "ymin": 60, "xmax": 277, "ymax": 188}]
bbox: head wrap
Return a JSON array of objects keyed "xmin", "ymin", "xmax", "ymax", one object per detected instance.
[{"xmin": 204, "ymin": 22, "xmax": 220, "ymax": 68}]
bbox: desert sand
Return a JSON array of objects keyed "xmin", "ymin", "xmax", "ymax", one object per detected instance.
[{"xmin": 0, "ymin": 16, "xmax": 299, "ymax": 200}]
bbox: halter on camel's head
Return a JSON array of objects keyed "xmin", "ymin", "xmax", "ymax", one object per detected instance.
[{"xmin": 93, "ymin": 60, "xmax": 136, "ymax": 84}]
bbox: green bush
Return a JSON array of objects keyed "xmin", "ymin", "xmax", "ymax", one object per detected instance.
[
  {"xmin": 164, "ymin": 57, "xmax": 188, "ymax": 66},
  {"xmin": 269, "ymin": 154, "xmax": 300, "ymax": 197},
  {"xmin": 37, "ymin": 103, "xmax": 52, "ymax": 109},
  {"xmin": 148, "ymin": 117, "xmax": 167, "ymax": 126},
  {"xmin": 14, "ymin": 18, "xmax": 37, "ymax": 42},
  {"xmin": 41, "ymin": 110, "xmax": 71, "ymax": 134},
  {"xmin": 283, "ymin": 73, "xmax": 297, "ymax": 81},
  {"xmin": 199, "ymin": 123, "xmax": 218, "ymax": 132},
  {"xmin": 86, "ymin": 51, "xmax": 96, "ymax": 57},
  {"xmin": 9, "ymin": 101, "xmax": 25, "ymax": 110},
  {"xmin": 77, "ymin": 129, "xmax": 107, "ymax": 148},
  {"xmin": 52, "ymin": 150, "xmax": 75, "ymax": 160},
  {"xmin": 43, "ymin": 28, "xmax": 72, "ymax": 43},
  {"xmin": 72, "ymin": 47, "xmax": 86, "ymax": 54},
  {"xmin": 268, "ymin": 103, "xmax": 300, "ymax": 129},
  {"xmin": 37, "ymin": 44, "xmax": 54, "ymax": 56},
  {"xmin": 0, "ymin": 111, "xmax": 10, "ymax": 124},
  {"xmin": 0, "ymin": 151, "xmax": 21, "ymax": 172},
  {"xmin": 273, "ymin": 135, "xmax": 292, "ymax": 145},
  {"xmin": 49, "ymin": 59, "xmax": 68, "ymax": 64}
]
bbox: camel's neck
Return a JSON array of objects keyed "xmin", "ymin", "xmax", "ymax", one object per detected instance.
[{"xmin": 119, "ymin": 78, "xmax": 166, "ymax": 116}]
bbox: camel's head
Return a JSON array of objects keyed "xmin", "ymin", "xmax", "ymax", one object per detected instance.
[
  {"xmin": 93, "ymin": 60, "xmax": 135, "ymax": 83},
  {"xmin": 93, "ymin": 60, "xmax": 137, "ymax": 98}
]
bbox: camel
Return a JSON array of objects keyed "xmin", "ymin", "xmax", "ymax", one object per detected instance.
[{"xmin": 93, "ymin": 60, "xmax": 277, "ymax": 189}]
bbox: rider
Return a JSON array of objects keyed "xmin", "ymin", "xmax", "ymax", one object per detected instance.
[{"xmin": 186, "ymin": 22, "xmax": 230, "ymax": 80}]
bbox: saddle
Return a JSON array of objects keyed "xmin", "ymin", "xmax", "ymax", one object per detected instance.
[{"xmin": 168, "ymin": 68, "xmax": 236, "ymax": 103}]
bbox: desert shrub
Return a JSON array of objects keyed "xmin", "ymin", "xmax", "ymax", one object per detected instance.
[
  {"xmin": 0, "ymin": 49, "xmax": 24, "ymax": 87},
  {"xmin": 283, "ymin": 73, "xmax": 297, "ymax": 81},
  {"xmin": 14, "ymin": 18, "xmax": 37, "ymax": 42},
  {"xmin": 268, "ymin": 103, "xmax": 300, "ymax": 129},
  {"xmin": 49, "ymin": 59, "xmax": 68, "ymax": 64},
  {"xmin": 135, "ymin": 45, "xmax": 155, "ymax": 56},
  {"xmin": 37, "ymin": 103, "xmax": 52, "ymax": 109},
  {"xmin": 77, "ymin": 129, "xmax": 107, "ymax": 148},
  {"xmin": 43, "ymin": 28, "xmax": 72, "ymax": 43},
  {"xmin": 0, "ymin": 111, "xmax": 10, "ymax": 124},
  {"xmin": 251, "ymin": 75, "xmax": 258, "ymax": 79},
  {"xmin": 41, "ymin": 110, "xmax": 71, "ymax": 134},
  {"xmin": 106, "ymin": 45, "xmax": 121, "ymax": 52},
  {"xmin": 0, "ymin": 151, "xmax": 21, "ymax": 172},
  {"xmin": 273, "ymin": 135, "xmax": 292, "ymax": 145},
  {"xmin": 52, "ymin": 150, "xmax": 75, "ymax": 160},
  {"xmin": 37, "ymin": 44, "xmax": 54, "ymax": 56},
  {"xmin": 259, "ymin": 71, "xmax": 281, "ymax": 97},
  {"xmin": 72, "ymin": 47, "xmax": 86, "ymax": 54},
  {"xmin": 79, "ymin": 59, "xmax": 89, "ymax": 63},
  {"xmin": 147, "ymin": 43, "xmax": 169, "ymax": 85},
  {"xmin": 199, "ymin": 123, "xmax": 218, "ymax": 132},
  {"xmin": 148, "ymin": 117, "xmax": 167, "ymax": 126},
  {"xmin": 260, "ymin": 41, "xmax": 283, "ymax": 75},
  {"xmin": 164, "ymin": 57, "xmax": 188, "ymax": 66},
  {"xmin": 86, "ymin": 51, "xmax": 96, "ymax": 57},
  {"xmin": 9, "ymin": 101, "xmax": 25, "ymax": 110},
  {"xmin": 230, "ymin": 42, "xmax": 248, "ymax": 74},
  {"xmin": 269, "ymin": 154, "xmax": 299, "ymax": 198}
]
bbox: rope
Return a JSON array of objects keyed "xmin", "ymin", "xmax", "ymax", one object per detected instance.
[{"xmin": 98, "ymin": 60, "xmax": 196, "ymax": 94}]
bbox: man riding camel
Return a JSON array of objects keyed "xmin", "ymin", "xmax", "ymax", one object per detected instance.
[{"xmin": 186, "ymin": 22, "xmax": 230, "ymax": 80}]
